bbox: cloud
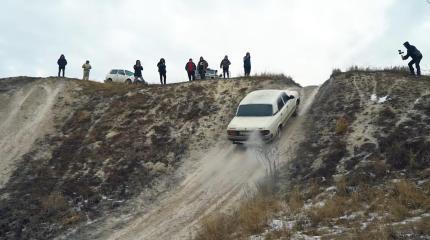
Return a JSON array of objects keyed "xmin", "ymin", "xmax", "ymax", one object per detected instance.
[{"xmin": 1, "ymin": 0, "xmax": 427, "ymax": 86}]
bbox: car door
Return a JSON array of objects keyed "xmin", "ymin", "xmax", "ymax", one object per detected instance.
[
  {"xmin": 276, "ymin": 97, "xmax": 287, "ymax": 126},
  {"xmin": 117, "ymin": 70, "xmax": 126, "ymax": 82},
  {"xmin": 282, "ymin": 93, "xmax": 293, "ymax": 119}
]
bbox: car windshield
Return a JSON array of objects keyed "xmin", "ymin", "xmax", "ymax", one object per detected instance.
[
  {"xmin": 125, "ymin": 70, "xmax": 134, "ymax": 76},
  {"xmin": 237, "ymin": 104, "xmax": 273, "ymax": 117}
]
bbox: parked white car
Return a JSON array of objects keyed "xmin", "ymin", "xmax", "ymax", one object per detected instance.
[
  {"xmin": 195, "ymin": 68, "xmax": 220, "ymax": 80},
  {"xmin": 227, "ymin": 90, "xmax": 300, "ymax": 144},
  {"xmin": 105, "ymin": 69, "xmax": 135, "ymax": 84}
]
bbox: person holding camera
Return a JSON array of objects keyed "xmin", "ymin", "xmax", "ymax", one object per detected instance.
[
  {"xmin": 220, "ymin": 55, "xmax": 231, "ymax": 79},
  {"xmin": 197, "ymin": 57, "xmax": 208, "ymax": 80},
  {"xmin": 401, "ymin": 42, "xmax": 423, "ymax": 77}
]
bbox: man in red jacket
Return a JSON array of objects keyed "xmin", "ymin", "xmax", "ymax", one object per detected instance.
[{"xmin": 185, "ymin": 58, "xmax": 197, "ymax": 81}]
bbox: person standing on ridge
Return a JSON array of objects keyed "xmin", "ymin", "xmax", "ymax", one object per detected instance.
[
  {"xmin": 243, "ymin": 52, "xmax": 251, "ymax": 77},
  {"xmin": 57, "ymin": 54, "xmax": 67, "ymax": 78},
  {"xmin": 82, "ymin": 60, "xmax": 92, "ymax": 81},
  {"xmin": 197, "ymin": 57, "xmax": 208, "ymax": 80},
  {"xmin": 402, "ymin": 42, "xmax": 423, "ymax": 77},
  {"xmin": 220, "ymin": 55, "xmax": 231, "ymax": 79},
  {"xmin": 133, "ymin": 60, "xmax": 145, "ymax": 84},
  {"xmin": 157, "ymin": 58, "xmax": 167, "ymax": 85},
  {"xmin": 185, "ymin": 58, "xmax": 197, "ymax": 81}
]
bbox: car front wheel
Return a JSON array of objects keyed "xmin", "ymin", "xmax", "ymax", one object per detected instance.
[{"xmin": 125, "ymin": 79, "xmax": 132, "ymax": 85}]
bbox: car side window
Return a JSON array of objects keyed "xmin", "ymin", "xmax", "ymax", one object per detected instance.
[
  {"xmin": 110, "ymin": 70, "xmax": 118, "ymax": 74},
  {"xmin": 118, "ymin": 70, "xmax": 125, "ymax": 75},
  {"xmin": 277, "ymin": 97, "xmax": 285, "ymax": 111},
  {"xmin": 281, "ymin": 93, "xmax": 289, "ymax": 103}
]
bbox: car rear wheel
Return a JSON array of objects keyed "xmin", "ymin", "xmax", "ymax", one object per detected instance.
[
  {"xmin": 125, "ymin": 79, "xmax": 132, "ymax": 85},
  {"xmin": 105, "ymin": 78, "xmax": 113, "ymax": 83}
]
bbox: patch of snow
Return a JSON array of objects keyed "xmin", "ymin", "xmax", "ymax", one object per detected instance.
[
  {"xmin": 292, "ymin": 233, "xmax": 321, "ymax": 240},
  {"xmin": 414, "ymin": 98, "xmax": 421, "ymax": 104},
  {"xmin": 378, "ymin": 96, "xmax": 389, "ymax": 103},
  {"xmin": 325, "ymin": 186, "xmax": 337, "ymax": 192},
  {"xmin": 370, "ymin": 94, "xmax": 390, "ymax": 104},
  {"xmin": 269, "ymin": 219, "xmax": 284, "ymax": 231}
]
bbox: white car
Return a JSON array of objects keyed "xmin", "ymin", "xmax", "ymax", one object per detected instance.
[
  {"xmin": 227, "ymin": 90, "xmax": 300, "ymax": 144},
  {"xmin": 105, "ymin": 69, "xmax": 135, "ymax": 84},
  {"xmin": 195, "ymin": 68, "xmax": 219, "ymax": 80}
]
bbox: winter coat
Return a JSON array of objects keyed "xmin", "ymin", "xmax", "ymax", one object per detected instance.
[
  {"xmin": 58, "ymin": 57, "xmax": 67, "ymax": 68},
  {"xmin": 185, "ymin": 62, "xmax": 196, "ymax": 73},
  {"xmin": 243, "ymin": 56, "xmax": 251, "ymax": 68},
  {"xmin": 220, "ymin": 59, "xmax": 231, "ymax": 70},
  {"xmin": 405, "ymin": 45, "xmax": 423, "ymax": 60},
  {"xmin": 82, "ymin": 63, "xmax": 92, "ymax": 72},
  {"xmin": 134, "ymin": 65, "xmax": 143, "ymax": 77},
  {"xmin": 197, "ymin": 60, "xmax": 208, "ymax": 72},
  {"xmin": 157, "ymin": 62, "xmax": 167, "ymax": 73}
]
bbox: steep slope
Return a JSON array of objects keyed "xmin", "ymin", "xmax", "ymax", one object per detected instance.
[
  {"xmin": 211, "ymin": 70, "xmax": 430, "ymax": 239},
  {"xmin": 0, "ymin": 76, "xmax": 300, "ymax": 239}
]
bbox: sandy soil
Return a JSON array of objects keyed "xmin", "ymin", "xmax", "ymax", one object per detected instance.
[
  {"xmin": 66, "ymin": 86, "xmax": 318, "ymax": 240},
  {"xmin": 0, "ymin": 79, "xmax": 65, "ymax": 188}
]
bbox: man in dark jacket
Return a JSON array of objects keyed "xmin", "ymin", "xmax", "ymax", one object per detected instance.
[
  {"xmin": 185, "ymin": 59, "xmax": 196, "ymax": 81},
  {"xmin": 57, "ymin": 54, "xmax": 67, "ymax": 77},
  {"xmin": 157, "ymin": 58, "xmax": 167, "ymax": 85},
  {"xmin": 243, "ymin": 52, "xmax": 251, "ymax": 77},
  {"xmin": 133, "ymin": 60, "xmax": 145, "ymax": 84},
  {"xmin": 402, "ymin": 42, "xmax": 423, "ymax": 77},
  {"xmin": 220, "ymin": 55, "xmax": 231, "ymax": 79},
  {"xmin": 197, "ymin": 57, "xmax": 208, "ymax": 80}
]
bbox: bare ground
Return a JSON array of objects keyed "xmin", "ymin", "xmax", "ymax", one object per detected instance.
[{"xmin": 60, "ymin": 86, "xmax": 318, "ymax": 240}]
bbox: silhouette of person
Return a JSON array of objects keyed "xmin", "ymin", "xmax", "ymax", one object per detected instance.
[
  {"xmin": 82, "ymin": 60, "xmax": 92, "ymax": 80},
  {"xmin": 220, "ymin": 56, "xmax": 231, "ymax": 79},
  {"xmin": 243, "ymin": 52, "xmax": 251, "ymax": 77},
  {"xmin": 402, "ymin": 42, "xmax": 423, "ymax": 76},
  {"xmin": 185, "ymin": 59, "xmax": 197, "ymax": 81},
  {"xmin": 57, "ymin": 54, "xmax": 67, "ymax": 77},
  {"xmin": 197, "ymin": 57, "xmax": 208, "ymax": 80},
  {"xmin": 157, "ymin": 58, "xmax": 167, "ymax": 85},
  {"xmin": 133, "ymin": 60, "xmax": 145, "ymax": 83}
]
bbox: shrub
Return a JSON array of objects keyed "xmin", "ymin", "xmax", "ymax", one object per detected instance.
[{"xmin": 335, "ymin": 116, "xmax": 349, "ymax": 135}]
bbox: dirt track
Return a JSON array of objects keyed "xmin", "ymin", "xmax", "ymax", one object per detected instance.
[
  {"xmin": 67, "ymin": 86, "xmax": 318, "ymax": 240},
  {"xmin": 0, "ymin": 79, "xmax": 65, "ymax": 188}
]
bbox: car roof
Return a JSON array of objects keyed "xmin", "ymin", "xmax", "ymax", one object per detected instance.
[{"xmin": 240, "ymin": 90, "xmax": 284, "ymax": 105}]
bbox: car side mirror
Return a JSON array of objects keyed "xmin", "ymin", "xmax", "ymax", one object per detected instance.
[{"xmin": 289, "ymin": 96, "xmax": 295, "ymax": 100}]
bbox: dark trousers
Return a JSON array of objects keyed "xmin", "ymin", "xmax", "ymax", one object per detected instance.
[
  {"xmin": 199, "ymin": 70, "xmax": 205, "ymax": 80},
  {"xmin": 159, "ymin": 72, "xmax": 166, "ymax": 85},
  {"xmin": 244, "ymin": 66, "xmax": 251, "ymax": 77},
  {"xmin": 187, "ymin": 71, "xmax": 195, "ymax": 81},
  {"xmin": 223, "ymin": 68, "xmax": 230, "ymax": 79},
  {"xmin": 409, "ymin": 56, "xmax": 422, "ymax": 76},
  {"xmin": 58, "ymin": 67, "xmax": 65, "ymax": 77}
]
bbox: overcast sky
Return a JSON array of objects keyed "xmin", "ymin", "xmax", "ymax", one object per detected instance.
[{"xmin": 0, "ymin": 0, "xmax": 429, "ymax": 86}]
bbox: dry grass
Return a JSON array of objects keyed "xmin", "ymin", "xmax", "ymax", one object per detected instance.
[
  {"xmin": 308, "ymin": 195, "xmax": 352, "ymax": 226},
  {"xmin": 251, "ymin": 73, "xmax": 301, "ymax": 87},
  {"xmin": 335, "ymin": 116, "xmax": 349, "ymax": 135},
  {"xmin": 194, "ymin": 195, "xmax": 283, "ymax": 240},
  {"xmin": 40, "ymin": 192, "xmax": 68, "ymax": 211},
  {"xmin": 287, "ymin": 186, "xmax": 304, "ymax": 214},
  {"xmin": 62, "ymin": 211, "xmax": 84, "ymax": 225}
]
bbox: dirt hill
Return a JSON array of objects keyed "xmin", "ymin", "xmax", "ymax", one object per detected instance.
[
  {"xmin": 0, "ymin": 75, "xmax": 301, "ymax": 239},
  {"xmin": 195, "ymin": 70, "xmax": 430, "ymax": 239}
]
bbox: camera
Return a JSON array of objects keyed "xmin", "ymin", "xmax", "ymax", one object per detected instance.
[{"xmin": 398, "ymin": 50, "xmax": 404, "ymax": 55}]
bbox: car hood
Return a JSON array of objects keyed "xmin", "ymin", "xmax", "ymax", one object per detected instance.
[{"xmin": 227, "ymin": 116, "xmax": 273, "ymax": 130}]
